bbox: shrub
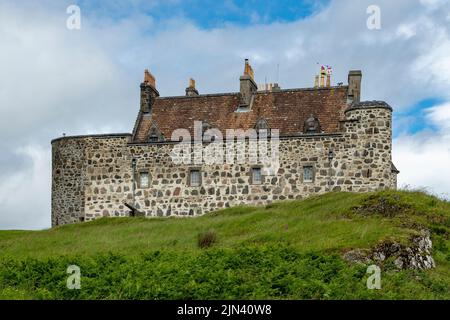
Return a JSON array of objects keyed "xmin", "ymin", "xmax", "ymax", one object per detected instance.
[
  {"xmin": 1, "ymin": 245, "xmax": 449, "ymax": 299},
  {"xmin": 197, "ymin": 230, "xmax": 217, "ymax": 249}
]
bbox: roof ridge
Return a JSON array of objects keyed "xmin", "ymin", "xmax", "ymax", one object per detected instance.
[{"xmin": 156, "ymin": 85, "xmax": 349, "ymax": 100}]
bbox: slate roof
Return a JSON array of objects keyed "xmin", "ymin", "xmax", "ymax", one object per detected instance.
[{"xmin": 132, "ymin": 86, "xmax": 350, "ymax": 143}]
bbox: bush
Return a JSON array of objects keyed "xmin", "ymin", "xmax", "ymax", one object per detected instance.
[
  {"xmin": 197, "ymin": 230, "xmax": 217, "ymax": 249},
  {"xmin": 0, "ymin": 245, "xmax": 449, "ymax": 299}
]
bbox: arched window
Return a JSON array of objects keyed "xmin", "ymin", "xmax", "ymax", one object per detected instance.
[
  {"xmin": 303, "ymin": 114, "xmax": 321, "ymax": 134},
  {"xmin": 254, "ymin": 118, "xmax": 270, "ymax": 137},
  {"xmin": 202, "ymin": 121, "xmax": 218, "ymax": 142},
  {"xmin": 202, "ymin": 121, "xmax": 212, "ymax": 135},
  {"xmin": 148, "ymin": 123, "xmax": 164, "ymax": 142}
]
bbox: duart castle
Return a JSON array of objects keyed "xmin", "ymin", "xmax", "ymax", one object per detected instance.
[{"xmin": 51, "ymin": 60, "xmax": 399, "ymax": 226}]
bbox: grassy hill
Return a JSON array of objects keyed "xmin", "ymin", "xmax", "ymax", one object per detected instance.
[{"xmin": 0, "ymin": 190, "xmax": 449, "ymax": 299}]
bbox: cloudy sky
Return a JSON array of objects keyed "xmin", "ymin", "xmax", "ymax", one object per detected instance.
[{"xmin": 0, "ymin": 0, "xmax": 449, "ymax": 230}]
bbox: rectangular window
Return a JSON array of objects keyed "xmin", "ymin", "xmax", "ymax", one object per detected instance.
[
  {"xmin": 303, "ymin": 166, "xmax": 314, "ymax": 183},
  {"xmin": 139, "ymin": 172, "xmax": 150, "ymax": 188},
  {"xmin": 190, "ymin": 169, "xmax": 201, "ymax": 187},
  {"xmin": 149, "ymin": 135, "xmax": 158, "ymax": 142},
  {"xmin": 252, "ymin": 167, "xmax": 262, "ymax": 184}
]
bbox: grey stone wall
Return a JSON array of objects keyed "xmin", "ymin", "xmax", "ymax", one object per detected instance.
[
  {"xmin": 51, "ymin": 138, "xmax": 86, "ymax": 226},
  {"xmin": 51, "ymin": 104, "xmax": 396, "ymax": 226},
  {"xmin": 51, "ymin": 135, "xmax": 131, "ymax": 226}
]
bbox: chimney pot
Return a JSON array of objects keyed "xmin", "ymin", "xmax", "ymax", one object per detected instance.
[
  {"xmin": 243, "ymin": 59, "xmax": 254, "ymax": 80},
  {"xmin": 144, "ymin": 69, "xmax": 156, "ymax": 88},
  {"xmin": 189, "ymin": 78, "xmax": 195, "ymax": 88}
]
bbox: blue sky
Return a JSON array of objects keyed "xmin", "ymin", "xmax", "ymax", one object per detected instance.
[
  {"xmin": 77, "ymin": 0, "xmax": 329, "ymax": 28},
  {"xmin": 394, "ymin": 98, "xmax": 445, "ymax": 136}
]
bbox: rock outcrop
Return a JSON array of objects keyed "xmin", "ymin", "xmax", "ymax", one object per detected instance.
[{"xmin": 344, "ymin": 229, "xmax": 435, "ymax": 270}]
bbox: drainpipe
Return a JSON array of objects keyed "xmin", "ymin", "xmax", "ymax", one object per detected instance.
[
  {"xmin": 131, "ymin": 158, "xmax": 137, "ymax": 209},
  {"xmin": 328, "ymin": 149, "xmax": 335, "ymax": 192}
]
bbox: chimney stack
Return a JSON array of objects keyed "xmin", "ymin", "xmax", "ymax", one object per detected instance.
[
  {"xmin": 348, "ymin": 70, "xmax": 362, "ymax": 104},
  {"xmin": 314, "ymin": 65, "xmax": 333, "ymax": 88},
  {"xmin": 314, "ymin": 75, "xmax": 319, "ymax": 88},
  {"xmin": 140, "ymin": 69, "xmax": 159, "ymax": 113},
  {"xmin": 272, "ymin": 83, "xmax": 281, "ymax": 92},
  {"xmin": 185, "ymin": 78, "xmax": 199, "ymax": 96},
  {"xmin": 320, "ymin": 66, "xmax": 326, "ymax": 87},
  {"xmin": 240, "ymin": 59, "xmax": 257, "ymax": 106},
  {"xmin": 326, "ymin": 66, "xmax": 332, "ymax": 87}
]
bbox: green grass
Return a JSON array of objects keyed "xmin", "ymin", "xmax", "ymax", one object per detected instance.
[{"xmin": 0, "ymin": 190, "xmax": 449, "ymax": 299}]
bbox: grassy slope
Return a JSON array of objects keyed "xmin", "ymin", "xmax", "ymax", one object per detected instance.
[{"xmin": 0, "ymin": 190, "xmax": 449, "ymax": 299}]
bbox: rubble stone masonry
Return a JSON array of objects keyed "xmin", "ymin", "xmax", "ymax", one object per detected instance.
[{"xmin": 52, "ymin": 102, "xmax": 395, "ymax": 226}]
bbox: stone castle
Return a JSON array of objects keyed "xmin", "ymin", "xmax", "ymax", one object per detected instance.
[{"xmin": 51, "ymin": 60, "xmax": 399, "ymax": 226}]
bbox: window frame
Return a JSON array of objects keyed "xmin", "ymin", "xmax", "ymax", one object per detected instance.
[
  {"xmin": 303, "ymin": 115, "xmax": 321, "ymax": 134},
  {"xmin": 302, "ymin": 165, "xmax": 315, "ymax": 183},
  {"xmin": 148, "ymin": 123, "xmax": 163, "ymax": 143},
  {"xmin": 149, "ymin": 134, "xmax": 159, "ymax": 143},
  {"xmin": 188, "ymin": 168, "xmax": 202, "ymax": 187},
  {"xmin": 254, "ymin": 118, "xmax": 270, "ymax": 138},
  {"xmin": 250, "ymin": 166, "xmax": 263, "ymax": 185},
  {"xmin": 138, "ymin": 170, "xmax": 151, "ymax": 189}
]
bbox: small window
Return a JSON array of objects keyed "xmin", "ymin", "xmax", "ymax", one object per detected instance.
[
  {"xmin": 139, "ymin": 172, "xmax": 150, "ymax": 188},
  {"xmin": 148, "ymin": 123, "xmax": 163, "ymax": 142},
  {"xmin": 190, "ymin": 169, "xmax": 201, "ymax": 187},
  {"xmin": 303, "ymin": 166, "xmax": 314, "ymax": 183},
  {"xmin": 251, "ymin": 167, "xmax": 262, "ymax": 185},
  {"xmin": 202, "ymin": 121, "xmax": 212, "ymax": 135},
  {"xmin": 304, "ymin": 115, "xmax": 321, "ymax": 134},
  {"xmin": 254, "ymin": 118, "xmax": 270, "ymax": 137},
  {"xmin": 149, "ymin": 135, "xmax": 158, "ymax": 142}
]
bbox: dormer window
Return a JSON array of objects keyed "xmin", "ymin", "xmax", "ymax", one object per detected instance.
[
  {"xmin": 148, "ymin": 123, "xmax": 163, "ymax": 142},
  {"xmin": 202, "ymin": 121, "xmax": 212, "ymax": 135},
  {"xmin": 202, "ymin": 121, "xmax": 218, "ymax": 142},
  {"xmin": 303, "ymin": 114, "xmax": 321, "ymax": 134},
  {"xmin": 254, "ymin": 118, "xmax": 270, "ymax": 137},
  {"xmin": 149, "ymin": 135, "xmax": 158, "ymax": 142}
]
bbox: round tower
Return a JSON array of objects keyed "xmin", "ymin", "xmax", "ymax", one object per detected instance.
[
  {"xmin": 51, "ymin": 136, "xmax": 87, "ymax": 226},
  {"xmin": 344, "ymin": 101, "xmax": 396, "ymax": 190}
]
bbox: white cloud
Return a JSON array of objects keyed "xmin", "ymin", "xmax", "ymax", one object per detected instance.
[
  {"xmin": 0, "ymin": 145, "xmax": 51, "ymax": 230},
  {"xmin": 427, "ymin": 102, "xmax": 450, "ymax": 131},
  {"xmin": 420, "ymin": 0, "xmax": 449, "ymax": 10},
  {"xmin": 396, "ymin": 23, "xmax": 417, "ymax": 39},
  {"xmin": 394, "ymin": 102, "xmax": 450, "ymax": 199},
  {"xmin": 394, "ymin": 132, "xmax": 450, "ymax": 199}
]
